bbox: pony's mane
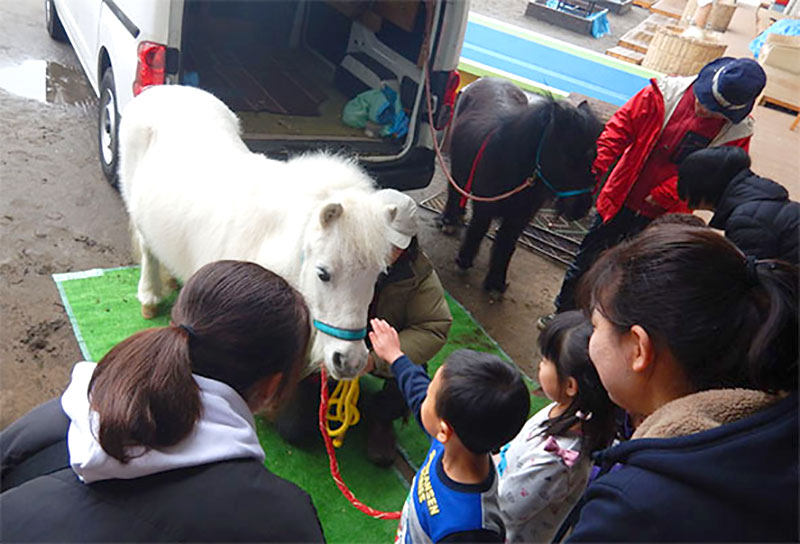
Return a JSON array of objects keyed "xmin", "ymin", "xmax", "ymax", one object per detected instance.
[
  {"xmin": 505, "ymin": 97, "xmax": 600, "ymax": 151},
  {"xmin": 493, "ymin": 97, "xmax": 554, "ymax": 157},
  {"xmin": 287, "ymin": 152, "xmax": 377, "ymax": 199},
  {"xmin": 313, "ymin": 189, "xmax": 393, "ymax": 272},
  {"xmin": 287, "ymin": 152, "xmax": 390, "ymax": 270},
  {"xmin": 309, "ymin": 189, "xmax": 391, "ymax": 269},
  {"xmin": 553, "ymin": 99, "xmax": 602, "ymax": 137}
]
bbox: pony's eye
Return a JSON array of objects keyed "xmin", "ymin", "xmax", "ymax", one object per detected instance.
[{"xmin": 317, "ymin": 267, "xmax": 331, "ymax": 282}]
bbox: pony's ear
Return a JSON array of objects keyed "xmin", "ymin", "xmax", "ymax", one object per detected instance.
[
  {"xmin": 385, "ymin": 204, "xmax": 398, "ymax": 223},
  {"xmin": 577, "ymin": 100, "xmax": 604, "ymax": 138},
  {"xmin": 320, "ymin": 203, "xmax": 343, "ymax": 228}
]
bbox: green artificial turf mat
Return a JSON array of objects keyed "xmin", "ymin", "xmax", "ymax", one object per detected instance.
[{"xmin": 53, "ymin": 266, "xmax": 547, "ymax": 541}]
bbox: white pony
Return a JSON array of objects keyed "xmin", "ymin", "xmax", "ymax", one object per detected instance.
[{"xmin": 118, "ymin": 85, "xmax": 394, "ymax": 379}]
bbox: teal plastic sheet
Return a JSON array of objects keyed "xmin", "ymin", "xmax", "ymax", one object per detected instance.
[{"xmin": 342, "ymin": 85, "xmax": 408, "ymax": 139}]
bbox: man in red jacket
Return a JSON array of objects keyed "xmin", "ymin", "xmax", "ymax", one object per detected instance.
[{"xmin": 540, "ymin": 57, "xmax": 766, "ymax": 326}]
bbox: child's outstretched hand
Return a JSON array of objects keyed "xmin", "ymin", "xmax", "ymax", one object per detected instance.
[{"xmin": 369, "ymin": 318, "xmax": 404, "ymax": 365}]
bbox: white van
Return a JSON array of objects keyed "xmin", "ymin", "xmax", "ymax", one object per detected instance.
[{"xmin": 46, "ymin": 0, "xmax": 467, "ymax": 189}]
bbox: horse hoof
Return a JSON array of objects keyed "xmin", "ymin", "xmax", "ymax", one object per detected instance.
[
  {"xmin": 437, "ymin": 214, "xmax": 462, "ymax": 236},
  {"xmin": 141, "ymin": 304, "xmax": 159, "ymax": 319},
  {"xmin": 454, "ymin": 257, "xmax": 472, "ymax": 275},
  {"xmin": 487, "ymin": 289, "xmax": 505, "ymax": 303},
  {"xmin": 441, "ymin": 224, "xmax": 457, "ymax": 236}
]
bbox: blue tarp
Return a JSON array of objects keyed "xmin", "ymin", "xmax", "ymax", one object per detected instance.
[
  {"xmin": 749, "ymin": 18, "xmax": 800, "ymax": 58},
  {"xmin": 462, "ymin": 20, "xmax": 652, "ymax": 105}
]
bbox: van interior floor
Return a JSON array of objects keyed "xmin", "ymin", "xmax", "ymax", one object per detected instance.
[
  {"xmin": 184, "ymin": 46, "xmax": 385, "ymax": 143},
  {"xmin": 184, "ymin": 46, "xmax": 327, "ymax": 115}
]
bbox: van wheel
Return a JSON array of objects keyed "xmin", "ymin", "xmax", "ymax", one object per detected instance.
[
  {"xmin": 45, "ymin": 0, "xmax": 67, "ymax": 41},
  {"xmin": 98, "ymin": 67, "xmax": 120, "ymax": 188}
]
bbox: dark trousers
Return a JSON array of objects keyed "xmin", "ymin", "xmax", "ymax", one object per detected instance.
[
  {"xmin": 555, "ymin": 207, "xmax": 653, "ymax": 313},
  {"xmin": 370, "ymin": 378, "xmax": 409, "ymax": 425},
  {"xmin": 274, "ymin": 375, "xmax": 327, "ymax": 448}
]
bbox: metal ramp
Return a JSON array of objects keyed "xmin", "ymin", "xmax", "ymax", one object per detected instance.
[{"xmin": 420, "ymin": 191, "xmax": 592, "ymax": 267}]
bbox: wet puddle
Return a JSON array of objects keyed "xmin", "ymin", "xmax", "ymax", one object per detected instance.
[{"xmin": 0, "ymin": 59, "xmax": 97, "ymax": 107}]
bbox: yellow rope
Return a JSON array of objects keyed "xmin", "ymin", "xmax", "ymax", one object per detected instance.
[{"xmin": 325, "ymin": 377, "xmax": 361, "ymax": 448}]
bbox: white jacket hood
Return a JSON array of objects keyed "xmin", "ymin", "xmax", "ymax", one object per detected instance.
[{"xmin": 61, "ymin": 361, "xmax": 266, "ymax": 484}]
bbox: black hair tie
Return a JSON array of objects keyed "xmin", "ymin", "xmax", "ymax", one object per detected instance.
[
  {"xmin": 744, "ymin": 255, "xmax": 760, "ymax": 286},
  {"xmin": 178, "ymin": 323, "xmax": 195, "ymax": 337}
]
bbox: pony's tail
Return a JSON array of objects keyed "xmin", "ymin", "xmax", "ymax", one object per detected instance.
[{"xmin": 117, "ymin": 96, "xmax": 155, "ymax": 203}]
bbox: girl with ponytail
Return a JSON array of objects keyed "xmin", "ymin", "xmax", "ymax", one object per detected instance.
[
  {"xmin": 0, "ymin": 260, "xmax": 324, "ymax": 542},
  {"xmin": 562, "ymin": 224, "xmax": 798, "ymax": 542},
  {"xmin": 495, "ymin": 311, "xmax": 616, "ymax": 544}
]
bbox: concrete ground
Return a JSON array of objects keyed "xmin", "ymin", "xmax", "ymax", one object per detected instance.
[
  {"xmin": 1, "ymin": 0, "xmax": 798, "ymax": 431},
  {"xmin": 0, "ymin": 0, "xmax": 568, "ymax": 429}
]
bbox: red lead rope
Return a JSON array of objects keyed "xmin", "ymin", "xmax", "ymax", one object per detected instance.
[
  {"xmin": 459, "ymin": 128, "xmax": 497, "ymax": 209},
  {"xmin": 318, "ymin": 366, "xmax": 402, "ymax": 520}
]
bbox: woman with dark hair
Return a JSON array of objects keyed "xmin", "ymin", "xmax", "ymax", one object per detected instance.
[
  {"xmin": 562, "ymin": 226, "xmax": 798, "ymax": 542},
  {"xmin": 0, "ymin": 260, "xmax": 324, "ymax": 542},
  {"xmin": 678, "ymin": 146, "xmax": 799, "ymax": 264}
]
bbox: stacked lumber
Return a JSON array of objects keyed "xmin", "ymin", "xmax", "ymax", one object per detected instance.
[{"xmin": 604, "ymin": 13, "xmax": 675, "ymax": 65}]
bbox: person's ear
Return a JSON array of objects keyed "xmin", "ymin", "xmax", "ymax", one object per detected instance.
[
  {"xmin": 629, "ymin": 325, "xmax": 656, "ymax": 373},
  {"xmin": 564, "ymin": 376, "xmax": 579, "ymax": 398},
  {"xmin": 436, "ymin": 419, "xmax": 453, "ymax": 444}
]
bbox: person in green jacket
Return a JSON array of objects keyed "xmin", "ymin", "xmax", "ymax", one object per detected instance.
[{"xmin": 364, "ymin": 189, "xmax": 453, "ymax": 466}]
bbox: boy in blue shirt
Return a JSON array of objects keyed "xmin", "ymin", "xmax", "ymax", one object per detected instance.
[{"xmin": 369, "ymin": 318, "xmax": 530, "ymax": 543}]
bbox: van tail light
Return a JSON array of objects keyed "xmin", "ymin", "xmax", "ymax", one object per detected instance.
[
  {"xmin": 434, "ymin": 70, "xmax": 461, "ymax": 130},
  {"xmin": 133, "ymin": 41, "xmax": 166, "ymax": 96}
]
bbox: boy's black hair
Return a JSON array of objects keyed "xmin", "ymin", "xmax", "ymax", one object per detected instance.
[
  {"xmin": 645, "ymin": 213, "xmax": 707, "ymax": 231},
  {"xmin": 677, "ymin": 146, "xmax": 751, "ymax": 208},
  {"xmin": 538, "ymin": 311, "xmax": 616, "ymax": 455},
  {"xmin": 435, "ymin": 350, "xmax": 530, "ymax": 454}
]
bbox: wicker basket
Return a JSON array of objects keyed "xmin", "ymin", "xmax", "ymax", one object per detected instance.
[
  {"xmin": 707, "ymin": 2, "xmax": 736, "ymax": 32},
  {"xmin": 642, "ymin": 25, "xmax": 727, "ymax": 76},
  {"xmin": 680, "ymin": 0, "xmax": 738, "ymax": 32}
]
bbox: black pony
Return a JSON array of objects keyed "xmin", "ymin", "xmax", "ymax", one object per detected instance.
[{"xmin": 440, "ymin": 77, "xmax": 603, "ymax": 297}]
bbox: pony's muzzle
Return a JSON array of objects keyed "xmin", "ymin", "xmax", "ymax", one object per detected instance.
[
  {"xmin": 332, "ymin": 351, "xmax": 346, "ymax": 373},
  {"xmin": 326, "ymin": 344, "xmax": 367, "ymax": 379}
]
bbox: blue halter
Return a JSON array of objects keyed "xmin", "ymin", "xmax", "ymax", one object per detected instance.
[
  {"xmin": 313, "ymin": 319, "xmax": 368, "ymax": 341},
  {"xmin": 531, "ymin": 112, "xmax": 594, "ymax": 199}
]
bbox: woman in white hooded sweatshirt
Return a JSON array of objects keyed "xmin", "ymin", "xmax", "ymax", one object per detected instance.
[{"xmin": 0, "ymin": 260, "xmax": 324, "ymax": 542}]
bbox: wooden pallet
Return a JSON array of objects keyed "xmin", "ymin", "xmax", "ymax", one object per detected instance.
[
  {"xmin": 616, "ymin": 14, "xmax": 678, "ymax": 55},
  {"xmin": 762, "ymin": 95, "xmax": 800, "ymax": 113},
  {"xmin": 633, "ymin": 0, "xmax": 657, "ymax": 8},
  {"xmin": 641, "ymin": 13, "xmax": 677, "ymax": 28},
  {"xmin": 649, "ymin": 0, "xmax": 686, "ymax": 19},
  {"xmin": 619, "ymin": 27, "xmax": 654, "ymax": 52},
  {"xmin": 606, "ymin": 45, "xmax": 646, "ymax": 64}
]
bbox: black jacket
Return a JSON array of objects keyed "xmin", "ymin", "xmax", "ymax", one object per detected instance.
[
  {"xmin": 710, "ymin": 169, "xmax": 799, "ymax": 265},
  {"xmin": 566, "ymin": 393, "xmax": 798, "ymax": 542},
  {"xmin": 0, "ymin": 400, "xmax": 325, "ymax": 542}
]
